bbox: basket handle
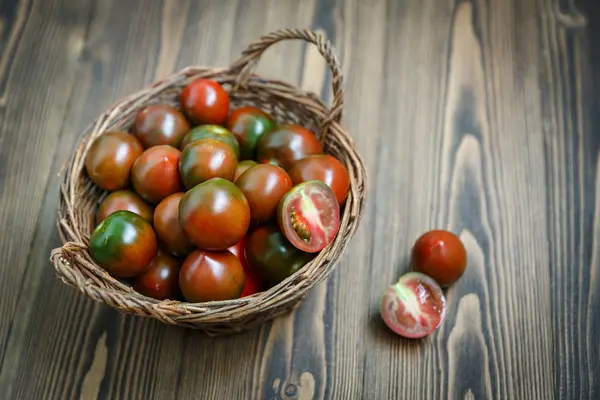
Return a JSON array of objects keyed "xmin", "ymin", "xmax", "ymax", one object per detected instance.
[{"xmin": 229, "ymin": 28, "xmax": 344, "ymax": 139}]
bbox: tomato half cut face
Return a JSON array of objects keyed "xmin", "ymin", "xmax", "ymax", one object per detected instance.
[
  {"xmin": 379, "ymin": 272, "xmax": 446, "ymax": 339},
  {"xmin": 277, "ymin": 180, "xmax": 340, "ymax": 253}
]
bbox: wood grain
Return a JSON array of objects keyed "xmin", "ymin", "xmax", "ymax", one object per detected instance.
[{"xmin": 0, "ymin": 0, "xmax": 598, "ymax": 398}]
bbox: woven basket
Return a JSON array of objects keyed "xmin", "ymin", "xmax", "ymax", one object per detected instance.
[{"xmin": 50, "ymin": 28, "xmax": 368, "ymax": 335}]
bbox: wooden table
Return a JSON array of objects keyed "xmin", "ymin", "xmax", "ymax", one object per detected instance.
[{"xmin": 1, "ymin": 0, "xmax": 598, "ymax": 398}]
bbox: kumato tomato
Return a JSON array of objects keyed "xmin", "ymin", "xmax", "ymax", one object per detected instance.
[
  {"xmin": 179, "ymin": 249, "xmax": 245, "ymax": 302},
  {"xmin": 179, "ymin": 139, "xmax": 237, "ymax": 189},
  {"xmin": 277, "ymin": 180, "xmax": 340, "ymax": 253},
  {"xmin": 228, "ymin": 237, "xmax": 263, "ymax": 297},
  {"xmin": 179, "ymin": 125, "xmax": 240, "ymax": 158},
  {"xmin": 236, "ymin": 164, "xmax": 292, "ymax": 223},
  {"xmin": 131, "ymin": 145, "xmax": 184, "ymax": 204},
  {"xmin": 134, "ymin": 104, "xmax": 190, "ymax": 148},
  {"xmin": 179, "ymin": 178, "xmax": 250, "ymax": 250},
  {"xmin": 410, "ymin": 230, "xmax": 467, "ymax": 287},
  {"xmin": 288, "ymin": 154, "xmax": 350, "ymax": 205},
  {"xmin": 256, "ymin": 124, "xmax": 322, "ymax": 170},
  {"xmin": 180, "ymin": 79, "xmax": 229, "ymax": 125},
  {"xmin": 85, "ymin": 131, "xmax": 143, "ymax": 191},
  {"xmin": 96, "ymin": 190, "xmax": 153, "ymax": 225},
  {"xmin": 379, "ymin": 272, "xmax": 446, "ymax": 339},
  {"xmin": 234, "ymin": 160, "xmax": 258, "ymax": 182},
  {"xmin": 133, "ymin": 251, "xmax": 182, "ymax": 300},
  {"xmin": 153, "ymin": 193, "xmax": 195, "ymax": 257},
  {"xmin": 226, "ymin": 106, "xmax": 276, "ymax": 160},
  {"xmin": 245, "ymin": 225, "xmax": 313, "ymax": 284},
  {"xmin": 89, "ymin": 210, "xmax": 157, "ymax": 278}
]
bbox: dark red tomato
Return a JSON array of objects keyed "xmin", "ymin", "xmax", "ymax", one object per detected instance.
[
  {"xmin": 96, "ymin": 190, "xmax": 153, "ymax": 226},
  {"xmin": 245, "ymin": 225, "xmax": 313, "ymax": 284},
  {"xmin": 89, "ymin": 210, "xmax": 158, "ymax": 278},
  {"xmin": 379, "ymin": 272, "xmax": 446, "ymax": 338},
  {"xmin": 410, "ymin": 230, "xmax": 467, "ymax": 287},
  {"xmin": 179, "ymin": 125, "xmax": 240, "ymax": 158},
  {"xmin": 134, "ymin": 104, "xmax": 190, "ymax": 148},
  {"xmin": 131, "ymin": 145, "xmax": 184, "ymax": 204},
  {"xmin": 236, "ymin": 164, "xmax": 292, "ymax": 223},
  {"xmin": 228, "ymin": 237, "xmax": 263, "ymax": 297},
  {"xmin": 180, "ymin": 79, "xmax": 229, "ymax": 125},
  {"xmin": 226, "ymin": 106, "xmax": 276, "ymax": 160},
  {"xmin": 179, "ymin": 178, "xmax": 250, "ymax": 250},
  {"xmin": 234, "ymin": 160, "xmax": 258, "ymax": 182},
  {"xmin": 179, "ymin": 249, "xmax": 245, "ymax": 302},
  {"xmin": 179, "ymin": 139, "xmax": 237, "ymax": 189},
  {"xmin": 154, "ymin": 193, "xmax": 195, "ymax": 257},
  {"xmin": 277, "ymin": 181, "xmax": 340, "ymax": 253},
  {"xmin": 288, "ymin": 154, "xmax": 350, "ymax": 205},
  {"xmin": 133, "ymin": 251, "xmax": 182, "ymax": 300},
  {"xmin": 85, "ymin": 131, "xmax": 143, "ymax": 191},
  {"xmin": 256, "ymin": 124, "xmax": 322, "ymax": 170}
]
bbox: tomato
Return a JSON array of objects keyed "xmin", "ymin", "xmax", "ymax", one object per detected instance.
[
  {"xmin": 245, "ymin": 225, "xmax": 313, "ymax": 284},
  {"xmin": 410, "ymin": 230, "xmax": 467, "ymax": 287},
  {"xmin": 228, "ymin": 237, "xmax": 263, "ymax": 297},
  {"xmin": 234, "ymin": 160, "xmax": 258, "ymax": 182},
  {"xmin": 85, "ymin": 131, "xmax": 143, "ymax": 191},
  {"xmin": 179, "ymin": 139, "xmax": 237, "ymax": 189},
  {"xmin": 89, "ymin": 210, "xmax": 157, "ymax": 278},
  {"xmin": 277, "ymin": 181, "xmax": 340, "ymax": 253},
  {"xmin": 179, "ymin": 125, "xmax": 239, "ymax": 158},
  {"xmin": 153, "ymin": 193, "xmax": 195, "ymax": 257},
  {"xmin": 96, "ymin": 190, "xmax": 153, "ymax": 226},
  {"xmin": 288, "ymin": 154, "xmax": 350, "ymax": 205},
  {"xmin": 256, "ymin": 124, "xmax": 322, "ymax": 170},
  {"xmin": 379, "ymin": 272, "xmax": 446, "ymax": 338},
  {"xmin": 133, "ymin": 251, "xmax": 182, "ymax": 300},
  {"xmin": 236, "ymin": 164, "xmax": 292, "ymax": 223},
  {"xmin": 180, "ymin": 79, "xmax": 229, "ymax": 125},
  {"xmin": 134, "ymin": 104, "xmax": 190, "ymax": 148},
  {"xmin": 226, "ymin": 106, "xmax": 276, "ymax": 160},
  {"xmin": 179, "ymin": 249, "xmax": 245, "ymax": 302},
  {"xmin": 179, "ymin": 178, "xmax": 250, "ymax": 250},
  {"xmin": 131, "ymin": 145, "xmax": 184, "ymax": 204}
]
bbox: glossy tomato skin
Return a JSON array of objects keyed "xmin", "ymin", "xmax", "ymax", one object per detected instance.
[
  {"xmin": 180, "ymin": 79, "xmax": 229, "ymax": 125},
  {"xmin": 228, "ymin": 237, "xmax": 263, "ymax": 296},
  {"xmin": 179, "ymin": 125, "xmax": 240, "ymax": 158},
  {"xmin": 234, "ymin": 160, "xmax": 258, "ymax": 182},
  {"xmin": 179, "ymin": 139, "xmax": 237, "ymax": 189},
  {"xmin": 131, "ymin": 145, "xmax": 184, "ymax": 204},
  {"xmin": 179, "ymin": 178, "xmax": 250, "ymax": 250},
  {"xmin": 288, "ymin": 154, "xmax": 350, "ymax": 205},
  {"xmin": 133, "ymin": 251, "xmax": 182, "ymax": 300},
  {"xmin": 379, "ymin": 272, "xmax": 446, "ymax": 338},
  {"xmin": 154, "ymin": 192, "xmax": 195, "ymax": 257},
  {"xmin": 236, "ymin": 164, "xmax": 292, "ymax": 223},
  {"xmin": 134, "ymin": 104, "xmax": 190, "ymax": 148},
  {"xmin": 179, "ymin": 249, "xmax": 245, "ymax": 302},
  {"xmin": 256, "ymin": 124, "xmax": 322, "ymax": 170},
  {"xmin": 85, "ymin": 131, "xmax": 143, "ymax": 191},
  {"xmin": 410, "ymin": 230, "xmax": 467, "ymax": 287},
  {"xmin": 96, "ymin": 190, "xmax": 153, "ymax": 225},
  {"xmin": 226, "ymin": 106, "xmax": 276, "ymax": 160},
  {"xmin": 89, "ymin": 210, "xmax": 158, "ymax": 278},
  {"xmin": 245, "ymin": 225, "xmax": 313, "ymax": 284},
  {"xmin": 278, "ymin": 180, "xmax": 340, "ymax": 253}
]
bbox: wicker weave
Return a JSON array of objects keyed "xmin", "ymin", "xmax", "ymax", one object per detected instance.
[{"xmin": 50, "ymin": 28, "xmax": 368, "ymax": 335}]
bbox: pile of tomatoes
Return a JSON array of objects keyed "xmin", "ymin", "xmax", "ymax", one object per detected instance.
[{"xmin": 85, "ymin": 78, "xmax": 350, "ymax": 303}]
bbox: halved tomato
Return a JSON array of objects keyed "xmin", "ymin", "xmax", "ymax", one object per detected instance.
[
  {"xmin": 379, "ymin": 272, "xmax": 446, "ymax": 339},
  {"xmin": 277, "ymin": 180, "xmax": 340, "ymax": 253}
]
